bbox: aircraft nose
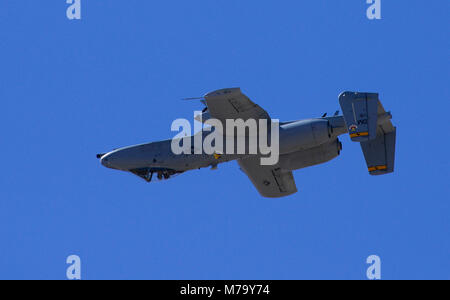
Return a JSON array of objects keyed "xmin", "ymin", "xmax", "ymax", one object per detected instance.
[
  {"xmin": 100, "ymin": 155, "xmax": 108, "ymax": 167},
  {"xmin": 97, "ymin": 149, "xmax": 133, "ymax": 171},
  {"xmin": 99, "ymin": 153, "xmax": 113, "ymax": 168},
  {"xmin": 98, "ymin": 152, "xmax": 124, "ymax": 170}
]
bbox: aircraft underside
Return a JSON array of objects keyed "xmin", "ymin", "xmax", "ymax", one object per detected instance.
[{"xmin": 98, "ymin": 88, "xmax": 396, "ymax": 198}]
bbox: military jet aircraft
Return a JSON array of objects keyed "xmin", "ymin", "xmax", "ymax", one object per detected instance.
[{"xmin": 97, "ymin": 88, "xmax": 396, "ymax": 198}]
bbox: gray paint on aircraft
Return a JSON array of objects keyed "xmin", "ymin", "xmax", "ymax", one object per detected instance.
[{"xmin": 98, "ymin": 88, "xmax": 396, "ymax": 198}]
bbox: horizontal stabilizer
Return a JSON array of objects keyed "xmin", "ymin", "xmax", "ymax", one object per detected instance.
[{"xmin": 361, "ymin": 128, "xmax": 396, "ymax": 175}]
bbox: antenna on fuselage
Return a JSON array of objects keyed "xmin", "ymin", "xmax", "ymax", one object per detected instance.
[
  {"xmin": 182, "ymin": 97, "xmax": 208, "ymax": 113},
  {"xmin": 182, "ymin": 97, "xmax": 205, "ymax": 101}
]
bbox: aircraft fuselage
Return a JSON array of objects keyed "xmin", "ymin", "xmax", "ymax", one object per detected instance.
[{"xmin": 99, "ymin": 116, "xmax": 348, "ymax": 182}]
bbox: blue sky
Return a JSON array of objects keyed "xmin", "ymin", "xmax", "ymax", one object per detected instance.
[{"xmin": 0, "ymin": 1, "xmax": 448, "ymax": 279}]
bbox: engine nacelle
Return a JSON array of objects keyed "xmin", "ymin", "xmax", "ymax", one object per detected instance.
[
  {"xmin": 279, "ymin": 119, "xmax": 333, "ymax": 154},
  {"xmin": 278, "ymin": 138, "xmax": 342, "ymax": 171}
]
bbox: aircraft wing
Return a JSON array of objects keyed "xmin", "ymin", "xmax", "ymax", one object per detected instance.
[
  {"xmin": 203, "ymin": 88, "xmax": 271, "ymax": 125},
  {"xmin": 238, "ymin": 157, "xmax": 297, "ymax": 198}
]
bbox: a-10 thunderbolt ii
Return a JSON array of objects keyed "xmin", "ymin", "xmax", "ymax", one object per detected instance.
[{"xmin": 97, "ymin": 88, "xmax": 396, "ymax": 198}]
